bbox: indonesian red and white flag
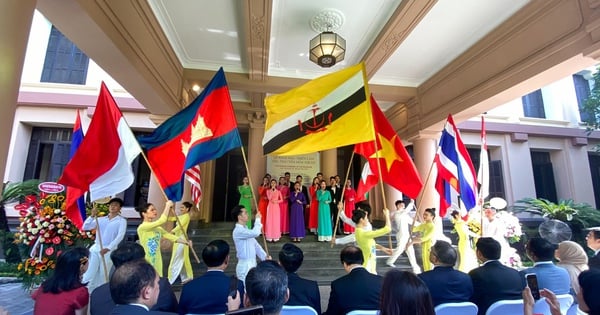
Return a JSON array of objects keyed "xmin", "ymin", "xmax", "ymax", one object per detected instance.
[
  {"xmin": 58, "ymin": 82, "xmax": 141, "ymax": 202},
  {"xmin": 186, "ymin": 165, "xmax": 202, "ymax": 206},
  {"xmin": 356, "ymin": 162, "xmax": 378, "ymax": 201}
]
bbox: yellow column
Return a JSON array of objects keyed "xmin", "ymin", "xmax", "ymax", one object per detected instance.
[
  {"xmin": 321, "ymin": 149, "xmax": 337, "ymax": 179},
  {"xmin": 0, "ymin": 0, "xmax": 36, "ymax": 185},
  {"xmin": 385, "ymin": 184, "xmax": 404, "ymax": 210},
  {"xmin": 198, "ymin": 160, "xmax": 215, "ymax": 222},
  {"xmin": 248, "ymin": 120, "xmax": 266, "ymax": 203},
  {"xmin": 411, "ymin": 134, "xmax": 438, "ymax": 210}
]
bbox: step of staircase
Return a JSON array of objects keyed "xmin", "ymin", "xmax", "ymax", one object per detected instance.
[{"xmin": 164, "ymin": 222, "xmax": 418, "ymax": 289}]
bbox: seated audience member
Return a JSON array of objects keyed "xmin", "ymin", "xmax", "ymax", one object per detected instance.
[
  {"xmin": 469, "ymin": 237, "xmax": 524, "ymax": 315},
  {"xmin": 244, "ymin": 260, "xmax": 289, "ymax": 315},
  {"xmin": 555, "ymin": 240, "xmax": 588, "ymax": 295},
  {"xmin": 381, "ymin": 269, "xmax": 435, "ymax": 315},
  {"xmin": 90, "ymin": 242, "xmax": 178, "ymax": 315},
  {"xmin": 179, "ymin": 240, "xmax": 244, "ymax": 315},
  {"xmin": 109, "ymin": 260, "xmax": 176, "ymax": 314},
  {"xmin": 585, "ymin": 227, "xmax": 600, "ymax": 270},
  {"xmin": 418, "ymin": 241, "xmax": 473, "ymax": 306},
  {"xmin": 278, "ymin": 243, "xmax": 321, "ymax": 313},
  {"xmin": 577, "ymin": 269, "xmax": 600, "ymax": 315},
  {"xmin": 520, "ymin": 237, "xmax": 571, "ymax": 294},
  {"xmin": 32, "ymin": 247, "xmax": 90, "ymax": 315},
  {"xmin": 324, "ymin": 245, "xmax": 383, "ymax": 315}
]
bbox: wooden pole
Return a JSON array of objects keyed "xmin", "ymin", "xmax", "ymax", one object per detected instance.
[
  {"xmin": 240, "ymin": 146, "xmax": 269, "ymax": 256},
  {"xmin": 330, "ymin": 151, "xmax": 355, "ymax": 247},
  {"xmin": 370, "ymin": 133, "xmax": 393, "ymax": 250},
  {"xmin": 138, "ymin": 150, "xmax": 201, "ymax": 264},
  {"xmin": 92, "ymin": 212, "xmax": 110, "ymax": 282}
]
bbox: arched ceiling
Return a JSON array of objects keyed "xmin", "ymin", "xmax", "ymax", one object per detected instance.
[{"xmin": 35, "ymin": 0, "xmax": 600, "ymax": 137}]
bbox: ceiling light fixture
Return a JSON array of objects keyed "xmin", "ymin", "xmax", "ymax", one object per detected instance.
[{"xmin": 309, "ymin": 9, "xmax": 346, "ymax": 68}]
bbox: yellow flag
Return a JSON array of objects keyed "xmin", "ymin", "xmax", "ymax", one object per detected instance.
[{"xmin": 262, "ymin": 63, "xmax": 374, "ymax": 156}]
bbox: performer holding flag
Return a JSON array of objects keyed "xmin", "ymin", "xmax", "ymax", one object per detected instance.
[
  {"xmin": 59, "ymin": 84, "xmax": 139, "ymax": 291},
  {"xmin": 138, "ymin": 67, "xmax": 242, "ymax": 265}
]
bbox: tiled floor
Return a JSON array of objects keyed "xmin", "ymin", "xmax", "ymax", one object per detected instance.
[{"xmin": 0, "ymin": 281, "xmax": 34, "ymax": 315}]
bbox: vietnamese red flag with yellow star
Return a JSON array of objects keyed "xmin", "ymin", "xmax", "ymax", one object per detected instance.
[{"xmin": 354, "ymin": 96, "xmax": 423, "ymax": 199}]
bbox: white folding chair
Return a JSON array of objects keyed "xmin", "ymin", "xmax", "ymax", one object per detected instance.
[
  {"xmin": 566, "ymin": 303, "xmax": 585, "ymax": 315},
  {"xmin": 281, "ymin": 305, "xmax": 318, "ymax": 315},
  {"xmin": 532, "ymin": 294, "xmax": 574, "ymax": 315},
  {"xmin": 346, "ymin": 310, "xmax": 379, "ymax": 315},
  {"xmin": 485, "ymin": 299, "xmax": 524, "ymax": 315},
  {"xmin": 434, "ymin": 302, "xmax": 478, "ymax": 315}
]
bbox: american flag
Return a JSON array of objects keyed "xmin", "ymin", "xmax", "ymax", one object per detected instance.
[{"xmin": 185, "ymin": 165, "xmax": 202, "ymax": 206}]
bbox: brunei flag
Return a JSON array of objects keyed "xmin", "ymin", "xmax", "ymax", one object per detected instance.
[{"xmin": 262, "ymin": 63, "xmax": 374, "ymax": 156}]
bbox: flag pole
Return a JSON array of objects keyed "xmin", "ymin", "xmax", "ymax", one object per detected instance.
[
  {"xmin": 113, "ymin": 100, "xmax": 201, "ymax": 264},
  {"xmin": 478, "ymin": 114, "xmax": 487, "ymax": 237},
  {"xmin": 409, "ymin": 150, "xmax": 438, "ymax": 231},
  {"xmin": 330, "ymin": 151, "xmax": 355, "ymax": 247},
  {"xmin": 371, "ymin": 116, "xmax": 393, "ymax": 251},
  {"xmin": 239, "ymin": 146, "xmax": 269, "ymax": 256},
  {"xmin": 91, "ymin": 206, "xmax": 110, "ymax": 282},
  {"xmin": 138, "ymin": 149, "xmax": 201, "ymax": 264}
]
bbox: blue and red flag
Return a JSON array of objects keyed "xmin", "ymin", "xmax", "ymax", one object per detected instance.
[
  {"xmin": 434, "ymin": 114, "xmax": 477, "ymax": 216},
  {"xmin": 65, "ymin": 110, "xmax": 86, "ymax": 229},
  {"xmin": 138, "ymin": 67, "xmax": 242, "ymax": 201}
]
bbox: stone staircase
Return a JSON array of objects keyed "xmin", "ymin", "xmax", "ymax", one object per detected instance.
[{"xmin": 165, "ymin": 221, "xmax": 416, "ymax": 288}]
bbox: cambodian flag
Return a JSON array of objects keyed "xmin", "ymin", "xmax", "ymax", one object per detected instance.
[
  {"xmin": 59, "ymin": 83, "xmax": 142, "ymax": 203},
  {"xmin": 138, "ymin": 67, "xmax": 242, "ymax": 201},
  {"xmin": 64, "ymin": 110, "xmax": 86, "ymax": 229}
]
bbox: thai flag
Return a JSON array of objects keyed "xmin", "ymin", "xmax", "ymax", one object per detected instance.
[{"xmin": 434, "ymin": 114, "xmax": 477, "ymax": 213}]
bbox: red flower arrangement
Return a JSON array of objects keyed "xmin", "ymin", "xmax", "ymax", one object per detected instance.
[{"xmin": 15, "ymin": 192, "xmax": 94, "ymax": 289}]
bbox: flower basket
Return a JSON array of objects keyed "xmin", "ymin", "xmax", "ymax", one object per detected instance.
[{"xmin": 14, "ymin": 192, "xmax": 94, "ymax": 290}]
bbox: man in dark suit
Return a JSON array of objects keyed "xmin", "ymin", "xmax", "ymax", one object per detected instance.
[
  {"xmin": 179, "ymin": 239, "xmax": 245, "ymax": 315},
  {"xmin": 469, "ymin": 237, "xmax": 524, "ymax": 315},
  {"xmin": 327, "ymin": 176, "xmax": 342, "ymax": 232},
  {"xmin": 109, "ymin": 260, "xmax": 176, "ymax": 315},
  {"xmin": 90, "ymin": 242, "xmax": 178, "ymax": 315},
  {"xmin": 244, "ymin": 260, "xmax": 290, "ymax": 315},
  {"xmin": 419, "ymin": 241, "xmax": 473, "ymax": 306},
  {"xmin": 520, "ymin": 237, "xmax": 571, "ymax": 294},
  {"xmin": 586, "ymin": 227, "xmax": 600, "ymax": 270},
  {"xmin": 324, "ymin": 245, "xmax": 382, "ymax": 315},
  {"xmin": 279, "ymin": 243, "xmax": 321, "ymax": 313}
]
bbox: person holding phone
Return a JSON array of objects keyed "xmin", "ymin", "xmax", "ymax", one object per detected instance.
[{"xmin": 522, "ymin": 286, "xmax": 562, "ymax": 315}]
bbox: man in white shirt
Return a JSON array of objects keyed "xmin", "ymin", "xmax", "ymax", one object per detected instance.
[
  {"xmin": 231, "ymin": 205, "xmax": 268, "ymax": 284},
  {"xmin": 386, "ymin": 199, "xmax": 421, "ymax": 273},
  {"xmin": 481, "ymin": 206, "xmax": 511, "ymax": 264},
  {"xmin": 82, "ymin": 197, "xmax": 127, "ymax": 292}
]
